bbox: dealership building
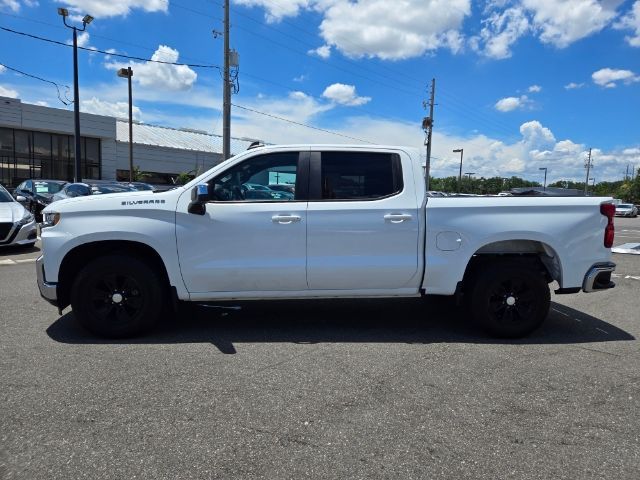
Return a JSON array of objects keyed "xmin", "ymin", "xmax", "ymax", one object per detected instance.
[{"xmin": 0, "ymin": 96, "xmax": 260, "ymax": 187}]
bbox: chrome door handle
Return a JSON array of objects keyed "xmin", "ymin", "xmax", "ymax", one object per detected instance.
[
  {"xmin": 272, "ymin": 215, "xmax": 301, "ymax": 224},
  {"xmin": 384, "ymin": 213, "xmax": 412, "ymax": 223}
]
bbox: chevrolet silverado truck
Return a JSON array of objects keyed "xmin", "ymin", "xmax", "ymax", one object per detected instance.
[{"xmin": 36, "ymin": 145, "xmax": 616, "ymax": 338}]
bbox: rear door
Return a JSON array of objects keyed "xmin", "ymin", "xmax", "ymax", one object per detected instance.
[{"xmin": 306, "ymin": 149, "xmax": 420, "ymax": 291}]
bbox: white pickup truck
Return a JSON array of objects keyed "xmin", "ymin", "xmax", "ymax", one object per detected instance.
[{"xmin": 37, "ymin": 145, "xmax": 616, "ymax": 338}]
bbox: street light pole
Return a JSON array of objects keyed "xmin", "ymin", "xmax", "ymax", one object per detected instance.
[
  {"xmin": 453, "ymin": 148, "xmax": 463, "ymax": 193},
  {"xmin": 117, "ymin": 67, "xmax": 134, "ymax": 182},
  {"xmin": 59, "ymin": 8, "xmax": 93, "ymax": 183},
  {"xmin": 464, "ymin": 171, "xmax": 475, "ymax": 193},
  {"xmin": 539, "ymin": 167, "xmax": 547, "ymax": 191}
]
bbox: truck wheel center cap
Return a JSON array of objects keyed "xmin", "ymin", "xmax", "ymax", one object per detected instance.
[
  {"xmin": 506, "ymin": 296, "xmax": 516, "ymax": 306},
  {"xmin": 112, "ymin": 293, "xmax": 124, "ymax": 304}
]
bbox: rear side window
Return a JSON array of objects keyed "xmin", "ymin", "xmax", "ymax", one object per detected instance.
[{"xmin": 319, "ymin": 152, "xmax": 402, "ymax": 200}]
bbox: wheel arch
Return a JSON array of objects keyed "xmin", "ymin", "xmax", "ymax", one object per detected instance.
[
  {"xmin": 460, "ymin": 239, "xmax": 562, "ymax": 292},
  {"xmin": 57, "ymin": 240, "xmax": 172, "ymax": 311}
]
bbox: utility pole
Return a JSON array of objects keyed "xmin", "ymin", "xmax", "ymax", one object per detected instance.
[
  {"xmin": 422, "ymin": 78, "xmax": 436, "ymax": 192},
  {"xmin": 584, "ymin": 148, "xmax": 592, "ymax": 195},
  {"xmin": 222, "ymin": 0, "xmax": 231, "ymax": 160},
  {"xmin": 625, "ymin": 164, "xmax": 630, "ymax": 181}
]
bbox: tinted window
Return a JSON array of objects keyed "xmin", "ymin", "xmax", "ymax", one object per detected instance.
[
  {"xmin": 0, "ymin": 186, "xmax": 13, "ymax": 202},
  {"xmin": 209, "ymin": 152, "xmax": 299, "ymax": 202},
  {"xmin": 35, "ymin": 181, "xmax": 65, "ymax": 194},
  {"xmin": 320, "ymin": 152, "xmax": 402, "ymax": 200}
]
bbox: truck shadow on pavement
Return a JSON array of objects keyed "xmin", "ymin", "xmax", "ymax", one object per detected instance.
[{"xmin": 46, "ymin": 297, "xmax": 634, "ymax": 354}]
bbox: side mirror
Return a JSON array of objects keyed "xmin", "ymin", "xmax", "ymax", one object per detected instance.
[
  {"xmin": 188, "ymin": 183, "xmax": 209, "ymax": 215},
  {"xmin": 16, "ymin": 195, "xmax": 26, "ymax": 203}
]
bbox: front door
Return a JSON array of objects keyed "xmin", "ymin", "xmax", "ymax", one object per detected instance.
[{"xmin": 176, "ymin": 150, "xmax": 309, "ymax": 295}]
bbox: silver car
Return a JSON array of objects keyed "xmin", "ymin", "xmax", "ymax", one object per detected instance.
[
  {"xmin": 615, "ymin": 203, "xmax": 638, "ymax": 217},
  {"xmin": 0, "ymin": 184, "xmax": 37, "ymax": 248}
]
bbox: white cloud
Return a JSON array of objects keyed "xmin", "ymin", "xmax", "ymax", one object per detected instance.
[
  {"xmin": 34, "ymin": 100, "xmax": 48, "ymax": 106},
  {"xmin": 0, "ymin": 0, "xmax": 36, "ymax": 12},
  {"xmin": 104, "ymin": 45, "xmax": 197, "ymax": 91},
  {"xmin": 154, "ymin": 87, "xmax": 636, "ymax": 182},
  {"xmin": 322, "ymin": 83, "xmax": 371, "ymax": 106},
  {"xmin": 57, "ymin": 0, "xmax": 168, "ymax": 18},
  {"xmin": 234, "ymin": 0, "xmax": 311, "ymax": 22},
  {"xmin": 0, "ymin": 65, "xmax": 5, "ymax": 74},
  {"xmin": 319, "ymin": 0, "xmax": 472, "ymax": 60},
  {"xmin": 564, "ymin": 82, "xmax": 585, "ymax": 89},
  {"xmin": 81, "ymin": 97, "xmax": 142, "ymax": 120},
  {"xmin": 528, "ymin": 84, "xmax": 542, "ymax": 92},
  {"xmin": 293, "ymin": 74, "xmax": 307, "ymax": 82},
  {"xmin": 495, "ymin": 95, "xmax": 531, "ymax": 112},
  {"xmin": 308, "ymin": 45, "xmax": 331, "ymax": 59},
  {"xmin": 470, "ymin": 6, "xmax": 529, "ymax": 59},
  {"xmin": 592, "ymin": 68, "xmax": 640, "ymax": 88},
  {"xmin": 521, "ymin": 0, "xmax": 621, "ymax": 48},
  {"xmin": 520, "ymin": 120, "xmax": 556, "ymax": 149},
  {"xmin": 0, "ymin": 84, "xmax": 19, "ymax": 98},
  {"xmin": 615, "ymin": 0, "xmax": 640, "ymax": 47},
  {"xmin": 473, "ymin": 1, "xmax": 624, "ymax": 59}
]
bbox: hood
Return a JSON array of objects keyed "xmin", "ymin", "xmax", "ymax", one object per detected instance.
[{"xmin": 0, "ymin": 201, "xmax": 28, "ymax": 223}]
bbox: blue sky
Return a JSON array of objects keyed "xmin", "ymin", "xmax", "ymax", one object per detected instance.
[{"xmin": 0, "ymin": 0, "xmax": 639, "ymax": 183}]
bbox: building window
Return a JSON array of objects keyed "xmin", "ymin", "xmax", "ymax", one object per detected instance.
[{"xmin": 0, "ymin": 127, "xmax": 101, "ymax": 187}]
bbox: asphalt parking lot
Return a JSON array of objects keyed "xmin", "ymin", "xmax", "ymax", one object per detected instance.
[{"xmin": 1, "ymin": 218, "xmax": 639, "ymax": 479}]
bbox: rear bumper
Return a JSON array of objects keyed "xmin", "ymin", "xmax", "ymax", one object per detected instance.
[
  {"xmin": 36, "ymin": 255, "xmax": 58, "ymax": 306},
  {"xmin": 582, "ymin": 262, "xmax": 616, "ymax": 293}
]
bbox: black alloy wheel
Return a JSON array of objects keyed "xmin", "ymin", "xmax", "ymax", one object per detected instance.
[
  {"xmin": 469, "ymin": 260, "xmax": 550, "ymax": 338},
  {"xmin": 71, "ymin": 255, "xmax": 164, "ymax": 338}
]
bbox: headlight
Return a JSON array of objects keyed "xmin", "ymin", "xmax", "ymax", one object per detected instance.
[
  {"xmin": 16, "ymin": 210, "xmax": 35, "ymax": 227},
  {"xmin": 42, "ymin": 212, "xmax": 61, "ymax": 228}
]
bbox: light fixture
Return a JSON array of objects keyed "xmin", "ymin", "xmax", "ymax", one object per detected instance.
[
  {"xmin": 57, "ymin": 7, "xmax": 68, "ymax": 16},
  {"xmin": 82, "ymin": 15, "xmax": 94, "ymax": 25},
  {"xmin": 117, "ymin": 68, "xmax": 132, "ymax": 78}
]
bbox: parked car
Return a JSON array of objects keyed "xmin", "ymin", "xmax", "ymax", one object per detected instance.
[
  {"xmin": 38, "ymin": 144, "xmax": 616, "ymax": 339},
  {"xmin": 242, "ymin": 183, "xmax": 294, "ymax": 200},
  {"xmin": 119, "ymin": 182, "xmax": 156, "ymax": 191},
  {"xmin": 52, "ymin": 182, "xmax": 138, "ymax": 202},
  {"xmin": 268, "ymin": 184, "xmax": 295, "ymax": 195},
  {"xmin": 13, "ymin": 179, "xmax": 67, "ymax": 221},
  {"xmin": 615, "ymin": 203, "xmax": 638, "ymax": 217},
  {"xmin": 0, "ymin": 184, "xmax": 37, "ymax": 248}
]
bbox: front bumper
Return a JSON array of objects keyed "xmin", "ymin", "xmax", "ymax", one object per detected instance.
[
  {"xmin": 0, "ymin": 220, "xmax": 37, "ymax": 247},
  {"xmin": 582, "ymin": 262, "xmax": 616, "ymax": 293},
  {"xmin": 36, "ymin": 255, "xmax": 58, "ymax": 306}
]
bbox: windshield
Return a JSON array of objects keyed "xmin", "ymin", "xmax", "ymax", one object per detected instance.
[
  {"xmin": 34, "ymin": 181, "xmax": 65, "ymax": 194},
  {"xmin": 91, "ymin": 185, "xmax": 137, "ymax": 194},
  {"xmin": 0, "ymin": 186, "xmax": 13, "ymax": 202},
  {"xmin": 618, "ymin": 204, "xmax": 633, "ymax": 208}
]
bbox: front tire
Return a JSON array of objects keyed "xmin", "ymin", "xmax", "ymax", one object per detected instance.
[
  {"xmin": 468, "ymin": 260, "xmax": 550, "ymax": 338},
  {"xmin": 71, "ymin": 255, "xmax": 164, "ymax": 338}
]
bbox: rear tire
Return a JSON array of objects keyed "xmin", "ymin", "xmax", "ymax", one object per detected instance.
[
  {"xmin": 468, "ymin": 260, "xmax": 550, "ymax": 338},
  {"xmin": 70, "ymin": 255, "xmax": 164, "ymax": 338}
]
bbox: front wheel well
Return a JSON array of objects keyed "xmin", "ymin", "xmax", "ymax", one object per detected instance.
[{"xmin": 57, "ymin": 240, "xmax": 171, "ymax": 310}]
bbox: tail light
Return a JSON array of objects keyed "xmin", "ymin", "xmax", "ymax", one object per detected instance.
[{"xmin": 600, "ymin": 202, "xmax": 615, "ymax": 248}]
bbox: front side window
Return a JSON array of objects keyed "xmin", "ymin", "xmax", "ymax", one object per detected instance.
[
  {"xmin": 319, "ymin": 152, "xmax": 403, "ymax": 200},
  {"xmin": 209, "ymin": 152, "xmax": 299, "ymax": 202}
]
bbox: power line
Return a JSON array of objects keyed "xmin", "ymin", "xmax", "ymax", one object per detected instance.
[
  {"xmin": 232, "ymin": 103, "xmax": 375, "ymax": 144},
  {"xmin": 0, "ymin": 26, "xmax": 222, "ymax": 69},
  {"xmin": 0, "ymin": 11, "xmax": 217, "ymax": 66},
  {"xmin": 0, "ymin": 61, "xmax": 72, "ymax": 105}
]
